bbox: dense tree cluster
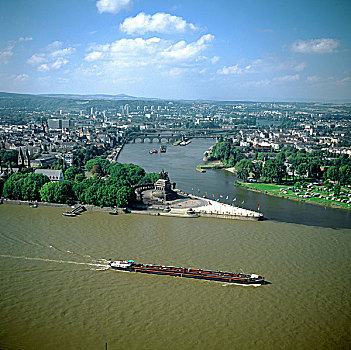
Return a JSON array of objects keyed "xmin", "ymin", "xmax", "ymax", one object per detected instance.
[
  {"xmin": 210, "ymin": 141, "xmax": 351, "ymax": 185},
  {"xmin": 72, "ymin": 145, "xmax": 108, "ymax": 168},
  {"xmin": 0, "ymin": 149, "xmax": 18, "ymax": 166},
  {"xmin": 3, "ymin": 172, "xmax": 49, "ymax": 200},
  {"xmin": 1, "ymin": 158, "xmax": 161, "ymax": 206},
  {"xmin": 209, "ymin": 141, "xmax": 245, "ymax": 167}
]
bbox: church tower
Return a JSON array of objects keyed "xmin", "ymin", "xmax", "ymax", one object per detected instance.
[{"xmin": 18, "ymin": 148, "xmax": 25, "ymax": 168}]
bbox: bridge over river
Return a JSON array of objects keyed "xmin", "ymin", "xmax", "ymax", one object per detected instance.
[{"xmin": 127, "ymin": 128, "xmax": 236, "ymax": 143}]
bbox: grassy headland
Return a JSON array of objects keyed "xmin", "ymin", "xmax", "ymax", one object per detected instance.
[{"xmin": 235, "ymin": 181, "xmax": 351, "ymax": 210}]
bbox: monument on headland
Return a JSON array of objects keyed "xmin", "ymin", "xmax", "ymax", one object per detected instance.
[
  {"xmin": 151, "ymin": 170, "xmax": 177, "ymax": 201},
  {"xmin": 133, "ymin": 170, "xmax": 178, "ymax": 204}
]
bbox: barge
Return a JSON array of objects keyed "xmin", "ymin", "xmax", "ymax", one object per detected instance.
[{"xmin": 108, "ymin": 260, "xmax": 266, "ymax": 285}]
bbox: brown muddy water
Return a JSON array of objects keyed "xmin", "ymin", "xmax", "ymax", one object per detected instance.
[
  {"xmin": 1, "ymin": 139, "xmax": 350, "ymax": 349},
  {"xmin": 0, "ymin": 204, "xmax": 350, "ymax": 349}
]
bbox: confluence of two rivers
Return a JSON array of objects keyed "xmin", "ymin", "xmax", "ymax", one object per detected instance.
[{"xmin": 0, "ymin": 139, "xmax": 350, "ymax": 349}]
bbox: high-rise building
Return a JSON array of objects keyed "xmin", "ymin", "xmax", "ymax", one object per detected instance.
[
  {"xmin": 124, "ymin": 104, "xmax": 129, "ymax": 116},
  {"xmin": 48, "ymin": 119, "xmax": 62, "ymax": 129},
  {"xmin": 62, "ymin": 119, "xmax": 74, "ymax": 129}
]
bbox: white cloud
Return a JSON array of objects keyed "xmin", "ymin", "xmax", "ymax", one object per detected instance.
[
  {"xmin": 0, "ymin": 44, "xmax": 15, "ymax": 64},
  {"xmin": 291, "ymin": 38, "xmax": 339, "ymax": 54},
  {"xmin": 85, "ymin": 37, "xmax": 163, "ymax": 66},
  {"xmin": 306, "ymin": 75, "xmax": 321, "ymax": 83},
  {"xmin": 161, "ymin": 34, "xmax": 214, "ymax": 61},
  {"xmin": 120, "ymin": 12, "xmax": 198, "ymax": 35},
  {"xmin": 251, "ymin": 57, "xmax": 306, "ymax": 73},
  {"xmin": 85, "ymin": 51, "xmax": 103, "ymax": 61},
  {"xmin": 96, "ymin": 0, "xmax": 132, "ymax": 14},
  {"xmin": 81, "ymin": 34, "xmax": 215, "ymax": 82},
  {"xmin": 19, "ymin": 37, "xmax": 32, "ymax": 42},
  {"xmin": 218, "ymin": 57, "xmax": 305, "ymax": 76},
  {"xmin": 27, "ymin": 53, "xmax": 45, "ymax": 65},
  {"xmin": 15, "ymin": 73, "xmax": 29, "ymax": 81},
  {"xmin": 211, "ymin": 56, "xmax": 219, "ymax": 64},
  {"xmin": 50, "ymin": 47, "xmax": 75, "ymax": 58},
  {"xmin": 338, "ymin": 77, "xmax": 351, "ymax": 85},
  {"xmin": 217, "ymin": 64, "xmax": 251, "ymax": 75},
  {"xmin": 85, "ymin": 34, "xmax": 214, "ymax": 67},
  {"xmin": 273, "ymin": 74, "xmax": 300, "ymax": 82},
  {"xmin": 244, "ymin": 79, "xmax": 271, "ymax": 87},
  {"xmin": 293, "ymin": 62, "xmax": 306, "ymax": 72},
  {"xmin": 27, "ymin": 41, "xmax": 75, "ymax": 72},
  {"xmin": 167, "ymin": 67, "xmax": 184, "ymax": 76}
]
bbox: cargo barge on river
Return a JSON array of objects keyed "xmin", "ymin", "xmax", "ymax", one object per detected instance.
[{"xmin": 108, "ymin": 260, "xmax": 266, "ymax": 285}]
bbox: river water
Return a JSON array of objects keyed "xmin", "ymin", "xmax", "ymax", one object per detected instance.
[{"xmin": 0, "ymin": 139, "xmax": 350, "ymax": 349}]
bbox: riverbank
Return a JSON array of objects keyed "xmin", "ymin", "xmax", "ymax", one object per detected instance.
[
  {"xmin": 196, "ymin": 160, "xmax": 227, "ymax": 172},
  {"xmin": 1, "ymin": 192, "xmax": 263, "ymax": 221},
  {"xmin": 1, "ymin": 199, "xmax": 118, "ymax": 212},
  {"xmin": 235, "ymin": 181, "xmax": 351, "ymax": 211}
]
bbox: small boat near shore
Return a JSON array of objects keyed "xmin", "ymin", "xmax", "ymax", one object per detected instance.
[
  {"xmin": 149, "ymin": 149, "xmax": 158, "ymax": 154},
  {"xmin": 108, "ymin": 260, "xmax": 267, "ymax": 285},
  {"xmin": 62, "ymin": 205, "xmax": 86, "ymax": 217},
  {"xmin": 62, "ymin": 211, "xmax": 76, "ymax": 217}
]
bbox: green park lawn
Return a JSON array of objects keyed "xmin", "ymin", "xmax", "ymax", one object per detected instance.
[{"xmin": 237, "ymin": 182, "xmax": 351, "ymax": 210}]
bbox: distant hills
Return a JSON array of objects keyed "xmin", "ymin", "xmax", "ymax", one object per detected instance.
[
  {"xmin": 0, "ymin": 91, "xmax": 350, "ymax": 105},
  {"xmin": 39, "ymin": 93, "xmax": 160, "ymax": 101},
  {"xmin": 0, "ymin": 91, "xmax": 160, "ymax": 101}
]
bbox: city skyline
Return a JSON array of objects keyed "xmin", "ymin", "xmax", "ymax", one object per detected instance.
[{"xmin": 0, "ymin": 0, "xmax": 351, "ymax": 102}]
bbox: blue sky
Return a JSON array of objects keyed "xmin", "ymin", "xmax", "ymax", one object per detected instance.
[{"xmin": 0, "ymin": 0, "xmax": 350, "ymax": 101}]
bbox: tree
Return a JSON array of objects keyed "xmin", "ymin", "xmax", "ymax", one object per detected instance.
[
  {"xmin": 21, "ymin": 173, "xmax": 50, "ymax": 200},
  {"xmin": 276, "ymin": 152, "xmax": 286, "ymax": 164},
  {"xmin": 0, "ymin": 178, "xmax": 5, "ymax": 196},
  {"xmin": 308, "ymin": 161, "xmax": 322, "ymax": 180},
  {"xmin": 327, "ymin": 166, "xmax": 340, "ymax": 183},
  {"xmin": 51, "ymin": 158, "xmax": 66, "ymax": 171},
  {"xmin": 140, "ymin": 172, "xmax": 160, "ymax": 184},
  {"xmin": 0, "ymin": 149, "xmax": 18, "ymax": 165},
  {"xmin": 75, "ymin": 173, "xmax": 86, "ymax": 182},
  {"xmin": 116, "ymin": 186, "xmax": 133, "ymax": 207},
  {"xmin": 91, "ymin": 164, "xmax": 102, "ymax": 175},
  {"xmin": 64, "ymin": 167, "xmax": 82, "ymax": 181},
  {"xmin": 252, "ymin": 162, "xmax": 263, "ymax": 180},
  {"xmin": 3, "ymin": 173, "xmax": 25, "ymax": 199},
  {"xmin": 334, "ymin": 184, "xmax": 341, "ymax": 197},
  {"xmin": 235, "ymin": 159, "xmax": 253, "ymax": 180},
  {"xmin": 339, "ymin": 165, "xmax": 351, "ymax": 185},
  {"xmin": 262, "ymin": 159, "xmax": 286, "ymax": 183},
  {"xmin": 3, "ymin": 172, "xmax": 49, "ymax": 200},
  {"xmin": 40, "ymin": 181, "xmax": 74, "ymax": 204},
  {"xmin": 297, "ymin": 163, "xmax": 308, "ymax": 178},
  {"xmin": 85, "ymin": 157, "xmax": 110, "ymax": 175}
]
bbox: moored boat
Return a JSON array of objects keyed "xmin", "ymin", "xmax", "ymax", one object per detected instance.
[
  {"xmin": 108, "ymin": 260, "xmax": 266, "ymax": 285},
  {"xmin": 62, "ymin": 211, "xmax": 76, "ymax": 217}
]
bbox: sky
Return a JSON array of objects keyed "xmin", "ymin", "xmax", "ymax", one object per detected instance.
[{"xmin": 0, "ymin": 0, "xmax": 350, "ymax": 102}]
